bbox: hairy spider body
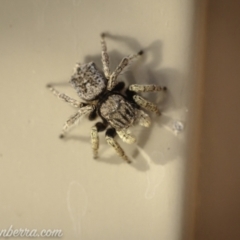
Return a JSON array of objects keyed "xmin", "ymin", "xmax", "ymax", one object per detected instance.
[
  {"xmin": 70, "ymin": 62, "xmax": 107, "ymax": 101},
  {"xmin": 47, "ymin": 34, "xmax": 166, "ymax": 163},
  {"xmin": 98, "ymin": 93, "xmax": 137, "ymax": 130}
]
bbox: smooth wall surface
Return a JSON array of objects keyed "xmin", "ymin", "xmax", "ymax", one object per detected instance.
[
  {"xmin": 0, "ymin": 1, "xmax": 201, "ymax": 239},
  {"xmin": 196, "ymin": 1, "xmax": 240, "ymax": 240}
]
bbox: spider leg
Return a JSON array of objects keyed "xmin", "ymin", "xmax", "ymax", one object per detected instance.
[
  {"xmin": 107, "ymin": 50, "xmax": 143, "ymax": 91},
  {"xmin": 129, "ymin": 84, "xmax": 167, "ymax": 93},
  {"xmin": 47, "ymin": 84, "xmax": 84, "ymax": 108},
  {"xmin": 101, "ymin": 33, "xmax": 111, "ymax": 80},
  {"xmin": 136, "ymin": 109, "xmax": 151, "ymax": 127},
  {"xmin": 60, "ymin": 105, "xmax": 94, "ymax": 138},
  {"xmin": 105, "ymin": 128, "xmax": 131, "ymax": 163},
  {"xmin": 116, "ymin": 128, "xmax": 136, "ymax": 144},
  {"xmin": 133, "ymin": 95, "xmax": 161, "ymax": 115},
  {"xmin": 91, "ymin": 122, "xmax": 107, "ymax": 159}
]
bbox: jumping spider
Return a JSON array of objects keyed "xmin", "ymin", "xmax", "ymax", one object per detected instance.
[{"xmin": 47, "ymin": 33, "xmax": 167, "ymax": 163}]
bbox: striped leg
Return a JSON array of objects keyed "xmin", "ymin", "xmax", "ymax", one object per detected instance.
[
  {"xmin": 91, "ymin": 122, "xmax": 107, "ymax": 159},
  {"xmin": 136, "ymin": 109, "xmax": 151, "ymax": 127},
  {"xmin": 133, "ymin": 95, "xmax": 161, "ymax": 115},
  {"xmin": 101, "ymin": 33, "xmax": 111, "ymax": 79},
  {"xmin": 47, "ymin": 84, "xmax": 83, "ymax": 108},
  {"xmin": 60, "ymin": 105, "xmax": 94, "ymax": 138},
  {"xmin": 116, "ymin": 129, "xmax": 136, "ymax": 144},
  {"xmin": 107, "ymin": 50, "xmax": 143, "ymax": 91},
  {"xmin": 129, "ymin": 84, "xmax": 167, "ymax": 93},
  {"xmin": 105, "ymin": 128, "xmax": 131, "ymax": 163}
]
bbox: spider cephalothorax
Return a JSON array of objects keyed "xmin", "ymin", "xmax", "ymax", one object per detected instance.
[
  {"xmin": 47, "ymin": 33, "xmax": 167, "ymax": 163},
  {"xmin": 70, "ymin": 62, "xmax": 107, "ymax": 101}
]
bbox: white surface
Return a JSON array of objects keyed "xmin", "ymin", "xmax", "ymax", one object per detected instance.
[{"xmin": 0, "ymin": 0, "xmax": 202, "ymax": 239}]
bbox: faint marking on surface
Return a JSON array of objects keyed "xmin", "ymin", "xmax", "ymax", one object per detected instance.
[
  {"xmin": 160, "ymin": 114, "xmax": 185, "ymax": 136},
  {"xmin": 72, "ymin": 0, "xmax": 82, "ymax": 6},
  {"xmin": 137, "ymin": 146, "xmax": 165, "ymax": 199},
  {"xmin": 171, "ymin": 120, "xmax": 184, "ymax": 135},
  {"xmin": 67, "ymin": 181, "xmax": 88, "ymax": 238},
  {"xmin": 32, "ymin": 0, "xmax": 49, "ymax": 30},
  {"xmin": 71, "ymin": 0, "xmax": 83, "ymax": 57}
]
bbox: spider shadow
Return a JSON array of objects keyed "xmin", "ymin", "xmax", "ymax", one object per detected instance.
[
  {"xmin": 82, "ymin": 43, "xmax": 151, "ymax": 170},
  {"xmin": 103, "ymin": 35, "xmax": 185, "ymax": 171},
  {"xmin": 82, "ymin": 33, "xmax": 185, "ymax": 171},
  {"xmin": 130, "ymin": 40, "xmax": 186, "ymax": 169},
  {"xmin": 61, "ymin": 135, "xmax": 89, "ymax": 143}
]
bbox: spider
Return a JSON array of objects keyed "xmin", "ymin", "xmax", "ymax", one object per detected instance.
[{"xmin": 47, "ymin": 33, "xmax": 167, "ymax": 163}]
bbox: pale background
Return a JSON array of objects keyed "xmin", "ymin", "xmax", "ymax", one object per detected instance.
[{"xmin": 2, "ymin": 0, "xmax": 239, "ymax": 240}]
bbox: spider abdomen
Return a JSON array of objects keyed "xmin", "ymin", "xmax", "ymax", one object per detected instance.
[{"xmin": 99, "ymin": 94, "xmax": 136, "ymax": 130}]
